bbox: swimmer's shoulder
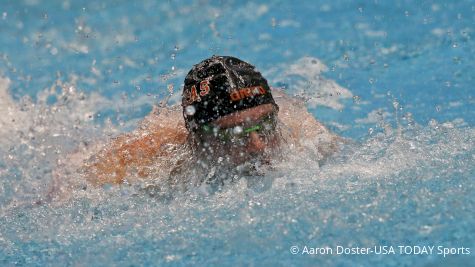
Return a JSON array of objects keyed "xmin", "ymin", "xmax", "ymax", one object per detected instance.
[{"xmin": 271, "ymin": 88, "xmax": 344, "ymax": 157}]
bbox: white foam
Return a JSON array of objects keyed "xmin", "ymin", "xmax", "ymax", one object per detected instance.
[
  {"xmin": 319, "ymin": 125, "xmax": 475, "ymax": 181},
  {"xmin": 0, "ymin": 76, "xmax": 29, "ymax": 146},
  {"xmin": 355, "ymin": 109, "xmax": 392, "ymax": 124}
]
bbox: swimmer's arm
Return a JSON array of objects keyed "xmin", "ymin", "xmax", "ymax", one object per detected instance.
[{"xmin": 85, "ymin": 117, "xmax": 187, "ymax": 186}]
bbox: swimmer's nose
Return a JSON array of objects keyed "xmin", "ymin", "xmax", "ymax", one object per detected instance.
[{"xmin": 247, "ymin": 131, "xmax": 266, "ymax": 153}]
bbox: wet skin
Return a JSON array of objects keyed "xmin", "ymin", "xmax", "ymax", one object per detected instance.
[{"xmin": 195, "ymin": 103, "xmax": 280, "ymax": 164}]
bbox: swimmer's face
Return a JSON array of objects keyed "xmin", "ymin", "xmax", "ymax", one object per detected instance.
[{"xmin": 195, "ymin": 103, "xmax": 279, "ymax": 164}]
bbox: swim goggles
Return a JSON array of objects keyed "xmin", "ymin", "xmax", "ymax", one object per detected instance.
[{"xmin": 198, "ymin": 115, "xmax": 276, "ymax": 142}]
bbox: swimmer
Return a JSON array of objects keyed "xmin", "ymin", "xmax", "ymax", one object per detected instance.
[{"xmin": 49, "ymin": 56, "xmax": 341, "ymax": 199}]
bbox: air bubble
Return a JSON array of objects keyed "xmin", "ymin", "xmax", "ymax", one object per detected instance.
[{"xmin": 185, "ymin": 105, "xmax": 196, "ymax": 116}]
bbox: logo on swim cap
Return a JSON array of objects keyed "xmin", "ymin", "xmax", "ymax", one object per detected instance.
[
  {"xmin": 182, "ymin": 55, "xmax": 278, "ymax": 131},
  {"xmin": 230, "ymin": 86, "xmax": 267, "ymax": 102}
]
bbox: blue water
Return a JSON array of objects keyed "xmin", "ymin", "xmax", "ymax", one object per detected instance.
[{"xmin": 0, "ymin": 0, "xmax": 474, "ymax": 266}]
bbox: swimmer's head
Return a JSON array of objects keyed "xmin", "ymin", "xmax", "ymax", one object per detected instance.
[{"xmin": 182, "ymin": 55, "xmax": 279, "ymax": 132}]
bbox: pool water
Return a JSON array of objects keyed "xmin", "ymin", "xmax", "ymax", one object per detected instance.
[{"xmin": 0, "ymin": 0, "xmax": 474, "ymax": 266}]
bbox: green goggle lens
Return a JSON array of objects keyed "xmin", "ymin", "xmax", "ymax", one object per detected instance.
[{"xmin": 200, "ymin": 116, "xmax": 274, "ymax": 141}]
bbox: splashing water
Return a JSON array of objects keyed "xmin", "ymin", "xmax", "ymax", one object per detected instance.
[
  {"xmin": 1, "ymin": 1, "xmax": 474, "ymax": 266},
  {"xmin": 0, "ymin": 67, "xmax": 474, "ymax": 266}
]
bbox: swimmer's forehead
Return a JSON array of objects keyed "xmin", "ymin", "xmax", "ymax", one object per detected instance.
[{"xmin": 212, "ymin": 103, "xmax": 277, "ymax": 128}]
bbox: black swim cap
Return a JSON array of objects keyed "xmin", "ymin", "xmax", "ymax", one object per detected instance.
[{"xmin": 182, "ymin": 55, "xmax": 278, "ymax": 132}]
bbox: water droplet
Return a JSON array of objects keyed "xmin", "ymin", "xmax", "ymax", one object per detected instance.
[
  {"xmin": 85, "ymin": 112, "xmax": 94, "ymax": 121},
  {"xmin": 167, "ymin": 84, "xmax": 174, "ymax": 94},
  {"xmin": 50, "ymin": 47, "xmax": 58, "ymax": 55},
  {"xmin": 233, "ymin": 126, "xmax": 243, "ymax": 134},
  {"xmin": 185, "ymin": 105, "xmax": 196, "ymax": 116},
  {"xmin": 392, "ymin": 100, "xmax": 399, "ymax": 109},
  {"xmin": 428, "ymin": 119, "xmax": 438, "ymax": 128}
]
